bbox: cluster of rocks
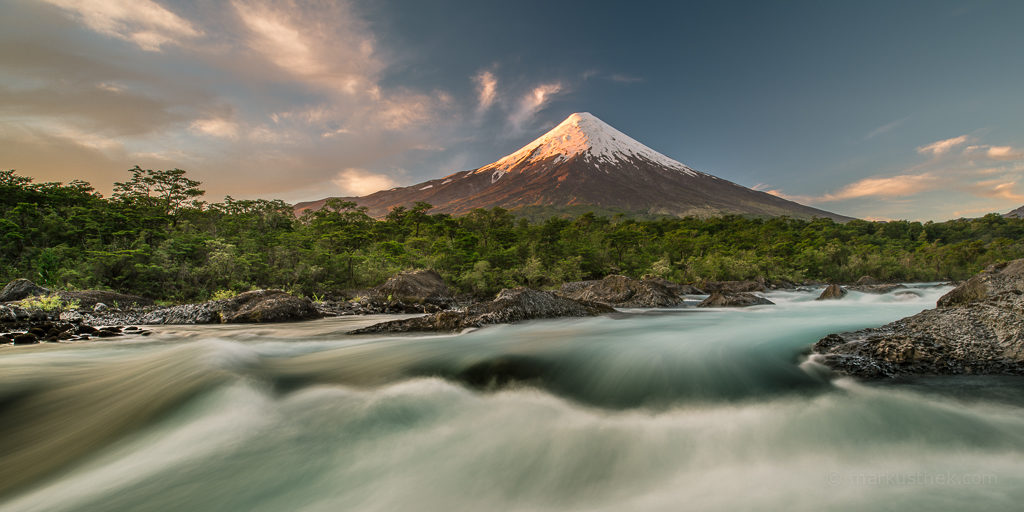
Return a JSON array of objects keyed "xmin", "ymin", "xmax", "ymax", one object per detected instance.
[
  {"xmin": 0, "ymin": 305, "xmax": 151, "ymax": 345},
  {"xmin": 697, "ymin": 292, "xmax": 774, "ymax": 307},
  {"xmin": 813, "ymin": 276, "xmax": 924, "ymax": 301},
  {"xmin": 315, "ymin": 270, "xmax": 460, "ymax": 316},
  {"xmin": 813, "ymin": 260, "xmax": 1024, "ymax": 378},
  {"xmin": 136, "ymin": 290, "xmax": 320, "ymax": 324},
  {"xmin": 2, "ymin": 279, "xmax": 323, "ymax": 345},
  {"xmin": 349, "ymin": 287, "xmax": 614, "ymax": 334},
  {"xmin": 557, "ymin": 274, "xmax": 702, "ymax": 308}
]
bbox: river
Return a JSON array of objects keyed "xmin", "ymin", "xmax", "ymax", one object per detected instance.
[{"xmin": 1, "ymin": 284, "xmax": 1022, "ymax": 511}]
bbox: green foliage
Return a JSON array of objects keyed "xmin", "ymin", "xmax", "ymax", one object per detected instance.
[
  {"xmin": 4, "ymin": 168, "xmax": 1024, "ymax": 301},
  {"xmin": 19, "ymin": 294, "xmax": 79, "ymax": 312},
  {"xmin": 211, "ymin": 289, "xmax": 238, "ymax": 301}
]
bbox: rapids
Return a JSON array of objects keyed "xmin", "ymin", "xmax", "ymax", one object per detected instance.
[{"xmin": 1, "ymin": 284, "xmax": 1023, "ymax": 511}]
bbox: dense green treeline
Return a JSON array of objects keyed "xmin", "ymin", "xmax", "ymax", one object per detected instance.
[{"xmin": 3, "ymin": 168, "xmax": 1023, "ymax": 301}]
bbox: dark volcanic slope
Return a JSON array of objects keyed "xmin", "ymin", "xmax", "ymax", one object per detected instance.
[{"xmin": 295, "ymin": 113, "xmax": 851, "ymax": 221}]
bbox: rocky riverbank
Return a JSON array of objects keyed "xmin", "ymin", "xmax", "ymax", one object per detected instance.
[
  {"xmin": 349, "ymin": 287, "xmax": 615, "ymax": 334},
  {"xmin": 2, "ymin": 270, "xmax": 832, "ymax": 345},
  {"xmin": 812, "ymin": 260, "xmax": 1024, "ymax": 378}
]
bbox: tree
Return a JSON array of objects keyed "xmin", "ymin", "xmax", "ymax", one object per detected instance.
[{"xmin": 113, "ymin": 166, "xmax": 205, "ymax": 216}]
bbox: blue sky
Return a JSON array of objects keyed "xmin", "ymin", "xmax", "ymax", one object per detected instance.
[{"xmin": 2, "ymin": 0, "xmax": 1023, "ymax": 220}]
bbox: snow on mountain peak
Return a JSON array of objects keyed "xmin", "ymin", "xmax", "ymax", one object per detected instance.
[{"xmin": 475, "ymin": 112, "xmax": 699, "ymax": 181}]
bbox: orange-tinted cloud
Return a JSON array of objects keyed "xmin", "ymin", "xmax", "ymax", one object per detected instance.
[
  {"xmin": 331, "ymin": 168, "xmax": 398, "ymax": 196},
  {"xmin": 508, "ymin": 82, "xmax": 563, "ymax": 130},
  {"xmin": 40, "ymin": 0, "xmax": 200, "ymax": 51},
  {"xmin": 917, "ymin": 135, "xmax": 968, "ymax": 156},
  {"xmin": 474, "ymin": 70, "xmax": 498, "ymax": 113}
]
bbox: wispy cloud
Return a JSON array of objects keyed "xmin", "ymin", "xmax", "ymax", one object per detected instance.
[
  {"xmin": 608, "ymin": 73, "xmax": 643, "ymax": 84},
  {"xmin": 969, "ymin": 180, "xmax": 1024, "ymax": 202},
  {"xmin": 508, "ymin": 82, "xmax": 563, "ymax": 130},
  {"xmin": 190, "ymin": 118, "xmax": 239, "ymax": 139},
  {"xmin": 759, "ymin": 174, "xmax": 938, "ymax": 203},
  {"xmin": 820, "ymin": 173, "xmax": 938, "ymax": 201},
  {"xmin": 765, "ymin": 133, "xmax": 1024, "ymax": 219},
  {"xmin": 965, "ymin": 144, "xmax": 1024, "ymax": 161},
  {"xmin": 473, "ymin": 70, "xmax": 498, "ymax": 113},
  {"xmin": 331, "ymin": 168, "xmax": 398, "ymax": 196},
  {"xmin": 864, "ymin": 116, "xmax": 909, "ymax": 140},
  {"xmin": 232, "ymin": 0, "xmax": 379, "ymax": 96},
  {"xmin": 40, "ymin": 0, "xmax": 201, "ymax": 51},
  {"xmin": 917, "ymin": 134, "xmax": 968, "ymax": 156}
]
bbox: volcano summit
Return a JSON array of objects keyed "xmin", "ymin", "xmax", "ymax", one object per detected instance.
[{"xmin": 295, "ymin": 112, "xmax": 849, "ymax": 221}]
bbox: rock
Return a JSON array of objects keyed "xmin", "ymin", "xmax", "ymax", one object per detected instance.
[
  {"xmin": 60, "ymin": 290, "xmax": 153, "ymax": 308},
  {"xmin": 816, "ymin": 284, "xmax": 848, "ymax": 300},
  {"xmin": 93, "ymin": 303, "xmax": 108, "ymax": 313},
  {"xmin": 847, "ymin": 283, "xmax": 907, "ymax": 294},
  {"xmin": 855, "ymin": 275, "xmax": 880, "ymax": 286},
  {"xmin": 219, "ymin": 290, "xmax": 321, "ymax": 323},
  {"xmin": 12, "ymin": 333, "xmax": 38, "ymax": 345},
  {"xmin": 937, "ymin": 259, "xmax": 1024, "ymax": 308},
  {"xmin": 374, "ymin": 269, "xmax": 453, "ymax": 304},
  {"xmin": 814, "ymin": 258, "xmax": 1024, "ymax": 378},
  {"xmin": 59, "ymin": 311, "xmax": 84, "ymax": 323},
  {"xmin": 558, "ymin": 275, "xmax": 687, "ymax": 307},
  {"xmin": 701, "ymin": 279, "xmax": 767, "ymax": 294},
  {"xmin": 767, "ymin": 279, "xmax": 797, "ymax": 290},
  {"xmin": 0, "ymin": 306, "xmax": 17, "ymax": 323},
  {"xmin": 142, "ymin": 290, "xmax": 320, "ymax": 324},
  {"xmin": 349, "ymin": 287, "xmax": 614, "ymax": 334},
  {"xmin": 0, "ymin": 279, "xmax": 50, "ymax": 302},
  {"xmin": 641, "ymin": 276, "xmax": 706, "ymax": 295},
  {"xmin": 697, "ymin": 292, "xmax": 774, "ymax": 308}
]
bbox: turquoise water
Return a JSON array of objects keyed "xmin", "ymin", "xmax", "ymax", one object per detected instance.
[{"xmin": 2, "ymin": 285, "xmax": 1023, "ymax": 511}]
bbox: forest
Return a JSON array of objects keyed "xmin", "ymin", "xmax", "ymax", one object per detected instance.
[{"xmin": 3, "ymin": 167, "xmax": 1023, "ymax": 302}]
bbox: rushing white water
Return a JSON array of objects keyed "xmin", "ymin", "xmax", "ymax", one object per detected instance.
[{"xmin": 2, "ymin": 284, "xmax": 1024, "ymax": 511}]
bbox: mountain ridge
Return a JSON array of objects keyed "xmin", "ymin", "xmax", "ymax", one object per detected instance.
[{"xmin": 295, "ymin": 112, "xmax": 852, "ymax": 222}]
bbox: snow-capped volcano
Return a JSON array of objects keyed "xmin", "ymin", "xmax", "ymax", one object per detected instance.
[
  {"xmin": 295, "ymin": 112, "xmax": 850, "ymax": 221},
  {"xmin": 474, "ymin": 112, "xmax": 700, "ymax": 183}
]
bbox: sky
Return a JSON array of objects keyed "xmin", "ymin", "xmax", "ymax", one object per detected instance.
[{"xmin": 2, "ymin": 0, "xmax": 1023, "ymax": 221}]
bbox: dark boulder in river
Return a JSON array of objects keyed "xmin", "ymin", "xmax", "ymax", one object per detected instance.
[
  {"xmin": 0, "ymin": 279, "xmax": 50, "ymax": 302},
  {"xmin": 373, "ymin": 269, "xmax": 453, "ymax": 304},
  {"xmin": 697, "ymin": 292, "xmax": 774, "ymax": 308},
  {"xmin": 813, "ymin": 259, "xmax": 1024, "ymax": 378},
  {"xmin": 142, "ymin": 290, "xmax": 320, "ymax": 324},
  {"xmin": 701, "ymin": 279, "xmax": 766, "ymax": 294},
  {"xmin": 816, "ymin": 284, "xmax": 848, "ymax": 300},
  {"xmin": 349, "ymin": 287, "xmax": 614, "ymax": 334},
  {"xmin": 855, "ymin": 275, "xmax": 879, "ymax": 285},
  {"xmin": 557, "ymin": 275, "xmax": 691, "ymax": 307}
]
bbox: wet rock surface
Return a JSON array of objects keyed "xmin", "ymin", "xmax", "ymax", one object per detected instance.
[
  {"xmin": 141, "ymin": 290, "xmax": 320, "ymax": 324},
  {"xmin": 697, "ymin": 292, "xmax": 774, "ymax": 308},
  {"xmin": 0, "ymin": 303, "xmax": 151, "ymax": 345},
  {"xmin": 557, "ymin": 275, "xmax": 695, "ymax": 307},
  {"xmin": 816, "ymin": 284, "xmax": 848, "ymax": 300},
  {"xmin": 373, "ymin": 269, "xmax": 453, "ymax": 305},
  {"xmin": 0, "ymin": 279, "xmax": 50, "ymax": 302},
  {"xmin": 814, "ymin": 260, "xmax": 1024, "ymax": 378},
  {"xmin": 349, "ymin": 287, "xmax": 615, "ymax": 334},
  {"xmin": 701, "ymin": 279, "xmax": 767, "ymax": 294}
]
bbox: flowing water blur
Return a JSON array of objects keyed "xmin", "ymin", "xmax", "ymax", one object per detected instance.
[{"xmin": 2, "ymin": 285, "xmax": 1023, "ymax": 511}]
